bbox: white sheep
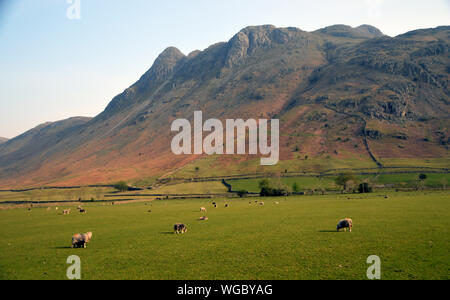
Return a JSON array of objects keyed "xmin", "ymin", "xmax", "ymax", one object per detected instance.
[{"xmin": 72, "ymin": 232, "xmax": 93, "ymax": 248}]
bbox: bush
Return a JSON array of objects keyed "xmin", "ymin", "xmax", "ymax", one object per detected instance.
[{"xmin": 114, "ymin": 181, "xmax": 129, "ymax": 192}]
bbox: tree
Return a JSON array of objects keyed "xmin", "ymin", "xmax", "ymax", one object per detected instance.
[
  {"xmin": 114, "ymin": 181, "xmax": 129, "ymax": 192},
  {"xmin": 260, "ymin": 187, "xmax": 288, "ymax": 197},
  {"xmin": 335, "ymin": 174, "xmax": 356, "ymax": 191},
  {"xmin": 259, "ymin": 179, "xmax": 270, "ymax": 190},
  {"xmin": 441, "ymin": 177, "xmax": 447, "ymax": 190},
  {"xmin": 358, "ymin": 182, "xmax": 373, "ymax": 193}
]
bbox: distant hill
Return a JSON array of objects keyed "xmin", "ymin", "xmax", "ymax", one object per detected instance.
[
  {"xmin": 0, "ymin": 24, "xmax": 448, "ymax": 188},
  {"xmin": 0, "ymin": 137, "xmax": 8, "ymax": 144}
]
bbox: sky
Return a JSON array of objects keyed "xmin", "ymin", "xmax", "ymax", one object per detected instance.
[{"xmin": 0, "ymin": 0, "xmax": 449, "ymax": 139}]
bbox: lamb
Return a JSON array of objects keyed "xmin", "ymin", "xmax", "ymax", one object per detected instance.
[
  {"xmin": 200, "ymin": 207, "xmax": 207, "ymax": 212},
  {"xmin": 71, "ymin": 232, "xmax": 93, "ymax": 248},
  {"xmin": 63, "ymin": 209, "xmax": 71, "ymax": 215}
]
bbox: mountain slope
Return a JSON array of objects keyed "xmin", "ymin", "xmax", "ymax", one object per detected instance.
[{"xmin": 0, "ymin": 25, "xmax": 448, "ymax": 188}]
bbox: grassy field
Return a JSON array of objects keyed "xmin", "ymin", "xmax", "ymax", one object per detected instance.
[
  {"xmin": 230, "ymin": 173, "xmax": 450, "ymax": 193},
  {"xmin": 0, "ymin": 191, "xmax": 448, "ymax": 280},
  {"xmin": 0, "ymin": 187, "xmax": 115, "ymax": 203}
]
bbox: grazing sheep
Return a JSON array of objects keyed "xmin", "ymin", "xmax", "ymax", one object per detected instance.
[
  {"xmin": 46, "ymin": 207, "xmax": 51, "ymax": 211},
  {"xmin": 337, "ymin": 218, "xmax": 353, "ymax": 232},
  {"xmin": 199, "ymin": 216, "xmax": 209, "ymax": 221},
  {"xmin": 79, "ymin": 209, "xmax": 86, "ymax": 214},
  {"xmin": 225, "ymin": 204, "xmax": 229, "ymax": 208},
  {"xmin": 71, "ymin": 232, "xmax": 93, "ymax": 248},
  {"xmin": 55, "ymin": 207, "xmax": 59, "ymax": 211},
  {"xmin": 212, "ymin": 202, "xmax": 216, "ymax": 206},
  {"xmin": 260, "ymin": 202, "xmax": 265, "ymax": 206},
  {"xmin": 174, "ymin": 223, "xmax": 187, "ymax": 234},
  {"xmin": 77, "ymin": 206, "xmax": 82, "ymax": 210},
  {"xmin": 63, "ymin": 209, "xmax": 71, "ymax": 215},
  {"xmin": 275, "ymin": 202, "xmax": 279, "ymax": 205},
  {"xmin": 200, "ymin": 207, "xmax": 207, "ymax": 212}
]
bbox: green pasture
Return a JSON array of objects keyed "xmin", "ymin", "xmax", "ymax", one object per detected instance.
[{"xmin": 0, "ymin": 191, "xmax": 448, "ymax": 280}]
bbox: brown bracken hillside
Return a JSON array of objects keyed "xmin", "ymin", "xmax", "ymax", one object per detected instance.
[{"xmin": 0, "ymin": 25, "xmax": 448, "ymax": 188}]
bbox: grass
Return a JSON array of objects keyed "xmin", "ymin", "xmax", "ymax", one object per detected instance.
[
  {"xmin": 0, "ymin": 191, "xmax": 448, "ymax": 280},
  {"xmin": 0, "ymin": 187, "xmax": 115, "ymax": 203},
  {"xmin": 230, "ymin": 173, "xmax": 450, "ymax": 193},
  {"xmin": 165, "ymin": 155, "xmax": 380, "ymax": 180},
  {"xmin": 230, "ymin": 177, "xmax": 336, "ymax": 193},
  {"xmin": 142, "ymin": 181, "xmax": 228, "ymax": 195}
]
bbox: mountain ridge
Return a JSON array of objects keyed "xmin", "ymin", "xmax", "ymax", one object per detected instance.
[{"xmin": 0, "ymin": 24, "xmax": 448, "ymax": 188}]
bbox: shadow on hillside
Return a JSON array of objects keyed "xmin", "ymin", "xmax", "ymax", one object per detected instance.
[
  {"xmin": 52, "ymin": 246, "xmax": 73, "ymax": 249},
  {"xmin": 160, "ymin": 232, "xmax": 175, "ymax": 235},
  {"xmin": 318, "ymin": 230, "xmax": 339, "ymax": 233}
]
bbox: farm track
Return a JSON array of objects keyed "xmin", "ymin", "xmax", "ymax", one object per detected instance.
[{"xmin": 324, "ymin": 104, "xmax": 383, "ymax": 168}]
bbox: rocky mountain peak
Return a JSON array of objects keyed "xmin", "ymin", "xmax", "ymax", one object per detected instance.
[
  {"xmin": 356, "ymin": 25, "xmax": 384, "ymax": 37},
  {"xmin": 142, "ymin": 46, "xmax": 185, "ymax": 82},
  {"xmin": 225, "ymin": 25, "xmax": 304, "ymax": 67},
  {"xmin": 316, "ymin": 24, "xmax": 384, "ymax": 39}
]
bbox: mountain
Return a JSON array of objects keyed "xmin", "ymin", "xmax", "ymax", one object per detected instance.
[
  {"xmin": 0, "ymin": 137, "xmax": 8, "ymax": 144},
  {"xmin": 0, "ymin": 25, "xmax": 449, "ymax": 188}
]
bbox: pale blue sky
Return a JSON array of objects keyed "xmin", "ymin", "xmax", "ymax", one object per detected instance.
[{"xmin": 0, "ymin": 0, "xmax": 449, "ymax": 138}]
